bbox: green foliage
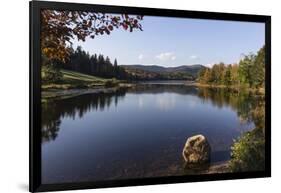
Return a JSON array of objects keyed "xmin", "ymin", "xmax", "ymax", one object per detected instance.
[
  {"xmin": 230, "ymin": 64, "xmax": 239, "ymax": 85},
  {"xmin": 123, "ymin": 67, "xmax": 195, "ymax": 81},
  {"xmin": 228, "ymin": 91, "xmax": 265, "ymax": 172},
  {"xmin": 229, "ymin": 128, "xmax": 265, "ymax": 172},
  {"xmin": 41, "ymin": 10, "xmax": 144, "ymax": 83},
  {"xmin": 42, "ymin": 69, "xmax": 116, "ymax": 90},
  {"xmin": 237, "ymin": 47, "xmax": 265, "ymax": 88},
  {"xmin": 252, "ymin": 46, "xmax": 265, "ymax": 88},
  {"xmin": 41, "ymin": 10, "xmax": 143, "ymax": 63},
  {"xmin": 197, "ymin": 46, "xmax": 265, "ymax": 89},
  {"xmin": 41, "ymin": 64, "xmax": 63, "ymax": 84},
  {"xmin": 224, "ymin": 65, "xmax": 232, "ymax": 85},
  {"xmin": 61, "ymin": 46, "xmax": 128, "ymax": 80},
  {"xmin": 238, "ymin": 54, "xmax": 255, "ymax": 86},
  {"xmin": 197, "ymin": 86, "xmax": 265, "ymax": 172},
  {"xmin": 197, "ymin": 68, "xmax": 211, "ymax": 83},
  {"xmin": 212, "ymin": 63, "xmax": 226, "ymax": 84},
  {"xmin": 105, "ymin": 79, "xmax": 119, "ymax": 88}
]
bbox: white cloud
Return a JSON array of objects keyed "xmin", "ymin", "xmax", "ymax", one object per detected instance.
[
  {"xmin": 205, "ymin": 63, "xmax": 215, "ymax": 67},
  {"xmin": 138, "ymin": 54, "xmax": 144, "ymax": 60},
  {"xmin": 155, "ymin": 52, "xmax": 176, "ymax": 61},
  {"xmin": 156, "ymin": 95, "xmax": 176, "ymax": 111},
  {"xmin": 190, "ymin": 55, "xmax": 199, "ymax": 60}
]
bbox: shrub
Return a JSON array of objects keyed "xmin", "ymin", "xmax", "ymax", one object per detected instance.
[
  {"xmin": 42, "ymin": 65, "xmax": 63, "ymax": 84},
  {"xmin": 229, "ymin": 128, "xmax": 265, "ymax": 172},
  {"xmin": 104, "ymin": 80, "xmax": 118, "ymax": 88}
]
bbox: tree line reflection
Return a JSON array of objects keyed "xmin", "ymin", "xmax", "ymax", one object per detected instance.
[
  {"xmin": 42, "ymin": 85, "xmax": 265, "ymax": 143},
  {"xmin": 196, "ymin": 87, "xmax": 265, "ymax": 171},
  {"xmin": 42, "ymin": 88, "xmax": 127, "ymax": 143},
  {"xmin": 197, "ymin": 88, "xmax": 265, "ymax": 132}
]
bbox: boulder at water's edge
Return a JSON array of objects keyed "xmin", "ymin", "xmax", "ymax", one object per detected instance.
[{"xmin": 182, "ymin": 134, "xmax": 211, "ymax": 164}]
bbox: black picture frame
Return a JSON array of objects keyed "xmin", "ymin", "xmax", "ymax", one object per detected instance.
[{"xmin": 29, "ymin": 1, "xmax": 271, "ymax": 192}]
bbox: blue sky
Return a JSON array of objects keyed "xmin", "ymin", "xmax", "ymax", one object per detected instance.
[{"xmin": 73, "ymin": 15, "xmax": 265, "ymax": 67}]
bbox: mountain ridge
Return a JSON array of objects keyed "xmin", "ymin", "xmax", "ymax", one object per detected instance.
[
  {"xmin": 121, "ymin": 64, "xmax": 205, "ymax": 76},
  {"xmin": 121, "ymin": 64, "xmax": 206, "ymax": 80}
]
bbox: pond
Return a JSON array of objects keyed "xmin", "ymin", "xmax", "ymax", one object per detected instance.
[{"xmin": 41, "ymin": 83, "xmax": 261, "ymax": 184}]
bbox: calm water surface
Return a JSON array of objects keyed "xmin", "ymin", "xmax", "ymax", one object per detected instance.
[{"xmin": 41, "ymin": 83, "xmax": 257, "ymax": 183}]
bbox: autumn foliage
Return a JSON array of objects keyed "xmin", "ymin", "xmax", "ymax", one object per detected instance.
[{"xmin": 41, "ymin": 10, "xmax": 143, "ymax": 63}]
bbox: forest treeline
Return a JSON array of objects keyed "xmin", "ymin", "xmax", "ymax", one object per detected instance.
[
  {"xmin": 197, "ymin": 46, "xmax": 265, "ymax": 89},
  {"xmin": 61, "ymin": 46, "xmax": 128, "ymax": 79},
  {"xmin": 42, "ymin": 46, "xmax": 198, "ymax": 84},
  {"xmin": 42, "ymin": 46, "xmax": 129, "ymax": 84}
]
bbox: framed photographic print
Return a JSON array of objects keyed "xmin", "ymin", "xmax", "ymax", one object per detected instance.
[{"xmin": 30, "ymin": 0, "xmax": 271, "ymax": 192}]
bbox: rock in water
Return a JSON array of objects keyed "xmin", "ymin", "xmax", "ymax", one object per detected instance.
[{"xmin": 182, "ymin": 134, "xmax": 211, "ymax": 164}]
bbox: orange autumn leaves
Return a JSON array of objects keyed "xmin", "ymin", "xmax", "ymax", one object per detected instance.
[{"xmin": 41, "ymin": 10, "xmax": 143, "ymax": 63}]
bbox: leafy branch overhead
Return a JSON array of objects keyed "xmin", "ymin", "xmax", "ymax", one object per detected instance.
[{"xmin": 41, "ymin": 10, "xmax": 144, "ymax": 62}]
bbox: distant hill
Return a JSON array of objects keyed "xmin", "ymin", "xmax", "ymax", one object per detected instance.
[{"xmin": 121, "ymin": 64, "xmax": 205, "ymax": 80}]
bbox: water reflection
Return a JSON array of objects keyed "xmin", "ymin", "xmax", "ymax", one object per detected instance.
[
  {"xmin": 42, "ymin": 85, "xmax": 198, "ymax": 143},
  {"xmin": 41, "ymin": 84, "xmax": 265, "ymax": 183},
  {"xmin": 42, "ymin": 88, "xmax": 127, "ymax": 142},
  {"xmin": 197, "ymin": 87, "xmax": 265, "ymax": 130},
  {"xmin": 42, "ymin": 85, "xmax": 263, "ymax": 143}
]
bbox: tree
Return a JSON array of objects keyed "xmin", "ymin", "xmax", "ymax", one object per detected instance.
[
  {"xmin": 113, "ymin": 58, "xmax": 118, "ymax": 76},
  {"xmin": 224, "ymin": 65, "xmax": 232, "ymax": 85},
  {"xmin": 218, "ymin": 62, "xmax": 226, "ymax": 84},
  {"xmin": 198, "ymin": 68, "xmax": 206, "ymax": 83},
  {"xmin": 238, "ymin": 54, "xmax": 255, "ymax": 87},
  {"xmin": 41, "ymin": 10, "xmax": 144, "ymax": 83},
  {"xmin": 231, "ymin": 64, "xmax": 239, "ymax": 85},
  {"xmin": 60, "ymin": 47, "xmax": 130, "ymax": 80},
  {"xmin": 41, "ymin": 10, "xmax": 144, "ymax": 63},
  {"xmin": 252, "ymin": 46, "xmax": 265, "ymax": 88},
  {"xmin": 211, "ymin": 64, "xmax": 220, "ymax": 83},
  {"xmin": 114, "ymin": 59, "xmax": 118, "ymax": 68},
  {"xmin": 203, "ymin": 68, "xmax": 212, "ymax": 83},
  {"xmin": 196, "ymin": 46, "xmax": 264, "ymax": 89}
]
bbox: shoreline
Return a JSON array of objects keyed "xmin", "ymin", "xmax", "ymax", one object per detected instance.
[
  {"xmin": 192, "ymin": 82, "xmax": 265, "ymax": 94},
  {"xmin": 42, "ymin": 81, "xmax": 265, "ymax": 101},
  {"xmin": 204, "ymin": 161, "xmax": 230, "ymax": 174},
  {"xmin": 42, "ymin": 83, "xmax": 135, "ymax": 101}
]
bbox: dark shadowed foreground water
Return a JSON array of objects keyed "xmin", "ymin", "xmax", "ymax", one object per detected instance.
[{"xmin": 41, "ymin": 83, "xmax": 259, "ymax": 184}]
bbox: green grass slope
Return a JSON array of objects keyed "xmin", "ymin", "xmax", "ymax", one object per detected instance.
[
  {"xmin": 61, "ymin": 69, "xmax": 106, "ymax": 84},
  {"xmin": 42, "ymin": 69, "xmax": 117, "ymax": 90}
]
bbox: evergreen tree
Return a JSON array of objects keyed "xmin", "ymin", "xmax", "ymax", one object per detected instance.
[
  {"xmin": 59, "ymin": 47, "xmax": 129, "ymax": 80},
  {"xmin": 113, "ymin": 58, "xmax": 118, "ymax": 77},
  {"xmin": 224, "ymin": 65, "xmax": 232, "ymax": 85},
  {"xmin": 252, "ymin": 46, "xmax": 265, "ymax": 88},
  {"xmin": 114, "ymin": 59, "xmax": 118, "ymax": 67}
]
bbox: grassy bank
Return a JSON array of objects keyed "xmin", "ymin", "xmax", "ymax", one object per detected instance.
[
  {"xmin": 42, "ymin": 70, "xmax": 136, "ymax": 100},
  {"xmin": 42, "ymin": 69, "xmax": 121, "ymax": 91},
  {"xmin": 193, "ymin": 82, "xmax": 265, "ymax": 94}
]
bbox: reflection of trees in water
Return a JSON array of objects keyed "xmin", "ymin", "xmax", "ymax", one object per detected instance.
[
  {"xmin": 41, "ymin": 84, "xmax": 266, "ymax": 171},
  {"xmin": 197, "ymin": 87, "xmax": 265, "ymax": 131},
  {"xmin": 41, "ymin": 88, "xmax": 127, "ymax": 143},
  {"xmin": 197, "ymin": 87, "xmax": 265, "ymax": 171},
  {"xmin": 41, "ymin": 84, "xmax": 198, "ymax": 143},
  {"xmin": 128, "ymin": 84, "xmax": 199, "ymax": 95},
  {"xmin": 42, "ymin": 117, "xmax": 61, "ymax": 143},
  {"xmin": 42, "ymin": 85, "xmax": 265, "ymax": 147}
]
